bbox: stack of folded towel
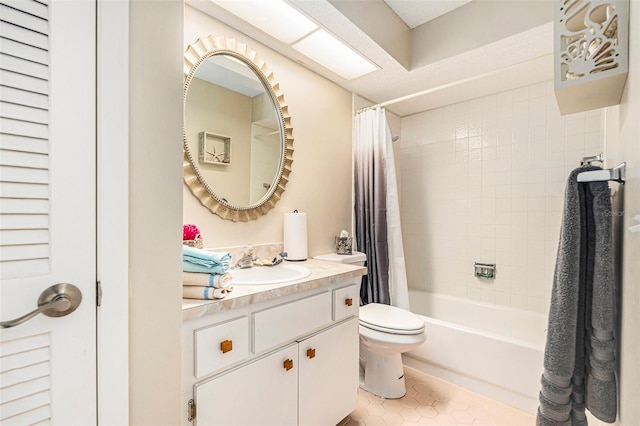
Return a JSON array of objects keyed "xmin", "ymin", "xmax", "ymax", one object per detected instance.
[{"xmin": 182, "ymin": 245, "xmax": 234, "ymax": 300}]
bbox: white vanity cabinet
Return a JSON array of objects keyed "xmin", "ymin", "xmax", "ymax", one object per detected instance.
[
  {"xmin": 298, "ymin": 317, "xmax": 359, "ymax": 426},
  {"xmin": 194, "ymin": 343, "xmax": 299, "ymax": 426},
  {"xmin": 182, "ymin": 277, "xmax": 362, "ymax": 426}
]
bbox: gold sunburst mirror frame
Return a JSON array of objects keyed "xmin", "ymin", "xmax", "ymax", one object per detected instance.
[{"xmin": 183, "ymin": 35, "xmax": 294, "ymax": 222}]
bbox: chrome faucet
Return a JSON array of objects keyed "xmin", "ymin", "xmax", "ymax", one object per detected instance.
[
  {"xmin": 234, "ymin": 246, "xmax": 256, "ymax": 269},
  {"xmin": 234, "ymin": 254, "xmax": 256, "ymax": 269}
]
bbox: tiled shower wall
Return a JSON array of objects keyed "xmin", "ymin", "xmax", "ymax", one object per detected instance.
[{"xmin": 399, "ymin": 81, "xmax": 605, "ymax": 313}]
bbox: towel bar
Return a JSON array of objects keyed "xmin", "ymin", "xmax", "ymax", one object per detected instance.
[
  {"xmin": 580, "ymin": 153, "xmax": 604, "ymax": 165},
  {"xmin": 577, "ymin": 163, "xmax": 626, "ymax": 184}
]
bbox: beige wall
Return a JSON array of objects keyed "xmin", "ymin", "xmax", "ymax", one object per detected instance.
[
  {"xmin": 605, "ymin": 1, "xmax": 640, "ymax": 423},
  {"xmin": 129, "ymin": 1, "xmax": 184, "ymax": 424},
  {"xmin": 411, "ymin": 1, "xmax": 552, "ymax": 68},
  {"xmin": 328, "ymin": 0, "xmax": 410, "ymax": 68},
  {"xmin": 183, "ymin": 6, "xmax": 353, "ymax": 256}
]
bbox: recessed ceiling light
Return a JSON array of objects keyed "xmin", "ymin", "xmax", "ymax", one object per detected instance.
[
  {"xmin": 212, "ymin": 0, "xmax": 318, "ymax": 44},
  {"xmin": 211, "ymin": 0, "xmax": 378, "ymax": 80},
  {"xmin": 292, "ymin": 29, "xmax": 377, "ymax": 80}
]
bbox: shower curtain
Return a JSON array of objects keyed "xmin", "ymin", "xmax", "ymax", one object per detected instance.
[{"xmin": 354, "ymin": 107, "xmax": 410, "ymax": 309}]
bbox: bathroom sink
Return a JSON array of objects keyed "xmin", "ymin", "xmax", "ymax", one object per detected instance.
[{"xmin": 230, "ymin": 264, "xmax": 311, "ymax": 285}]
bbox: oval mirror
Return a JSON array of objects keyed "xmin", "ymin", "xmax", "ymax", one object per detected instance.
[{"xmin": 183, "ymin": 35, "xmax": 293, "ymax": 222}]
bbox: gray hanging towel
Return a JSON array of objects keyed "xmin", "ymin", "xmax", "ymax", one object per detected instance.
[{"xmin": 537, "ymin": 166, "xmax": 617, "ymax": 425}]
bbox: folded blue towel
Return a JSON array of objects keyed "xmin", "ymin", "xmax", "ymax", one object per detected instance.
[{"xmin": 182, "ymin": 246, "xmax": 231, "ymax": 274}]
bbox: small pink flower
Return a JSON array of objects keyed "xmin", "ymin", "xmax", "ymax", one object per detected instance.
[{"xmin": 183, "ymin": 224, "xmax": 201, "ymax": 240}]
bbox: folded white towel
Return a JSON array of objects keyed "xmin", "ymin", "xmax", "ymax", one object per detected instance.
[
  {"xmin": 213, "ymin": 273, "xmax": 233, "ymax": 289},
  {"xmin": 182, "ymin": 272, "xmax": 233, "ymax": 289},
  {"xmin": 182, "ymin": 286, "xmax": 230, "ymax": 300}
]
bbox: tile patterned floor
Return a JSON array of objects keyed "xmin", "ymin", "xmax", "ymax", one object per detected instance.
[{"xmin": 339, "ymin": 366, "xmax": 535, "ymax": 426}]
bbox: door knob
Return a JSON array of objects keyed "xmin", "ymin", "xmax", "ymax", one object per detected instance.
[{"xmin": 0, "ymin": 283, "xmax": 82, "ymax": 329}]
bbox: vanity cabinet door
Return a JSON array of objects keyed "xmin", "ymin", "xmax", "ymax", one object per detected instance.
[
  {"xmin": 194, "ymin": 343, "xmax": 298, "ymax": 426},
  {"xmin": 298, "ymin": 317, "xmax": 359, "ymax": 426}
]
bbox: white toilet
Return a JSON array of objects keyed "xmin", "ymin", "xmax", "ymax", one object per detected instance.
[{"xmin": 314, "ymin": 251, "xmax": 427, "ymax": 399}]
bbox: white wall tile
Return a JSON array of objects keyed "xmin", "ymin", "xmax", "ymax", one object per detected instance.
[
  {"xmin": 529, "ymin": 82, "xmax": 547, "ymax": 99},
  {"xmin": 400, "ymin": 80, "xmax": 606, "ymax": 312}
]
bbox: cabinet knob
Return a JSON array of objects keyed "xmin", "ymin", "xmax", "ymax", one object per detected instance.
[
  {"xmin": 345, "ymin": 298, "xmax": 353, "ymax": 306},
  {"xmin": 306, "ymin": 348, "xmax": 316, "ymax": 359},
  {"xmin": 220, "ymin": 339, "xmax": 233, "ymax": 354},
  {"xmin": 283, "ymin": 359, "xmax": 294, "ymax": 371}
]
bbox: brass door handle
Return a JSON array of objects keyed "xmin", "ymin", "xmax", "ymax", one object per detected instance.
[
  {"xmin": 345, "ymin": 298, "xmax": 353, "ymax": 306},
  {"xmin": 220, "ymin": 339, "xmax": 233, "ymax": 354},
  {"xmin": 283, "ymin": 359, "xmax": 293, "ymax": 371},
  {"xmin": 306, "ymin": 348, "xmax": 316, "ymax": 359},
  {"xmin": 0, "ymin": 283, "xmax": 82, "ymax": 329}
]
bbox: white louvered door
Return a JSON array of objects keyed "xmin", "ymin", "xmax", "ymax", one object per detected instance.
[{"xmin": 0, "ymin": 1, "xmax": 97, "ymax": 424}]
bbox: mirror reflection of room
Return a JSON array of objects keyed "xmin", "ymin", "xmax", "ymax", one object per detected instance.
[{"xmin": 184, "ymin": 53, "xmax": 282, "ymax": 207}]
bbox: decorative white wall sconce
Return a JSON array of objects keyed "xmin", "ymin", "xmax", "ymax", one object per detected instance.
[{"xmin": 554, "ymin": 0, "xmax": 629, "ymax": 115}]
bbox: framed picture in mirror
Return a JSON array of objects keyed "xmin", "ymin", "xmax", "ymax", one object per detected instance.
[{"xmin": 199, "ymin": 131, "xmax": 231, "ymax": 165}]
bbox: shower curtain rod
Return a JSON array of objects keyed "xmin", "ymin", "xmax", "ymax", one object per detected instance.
[{"xmin": 355, "ymin": 54, "xmax": 551, "ymax": 115}]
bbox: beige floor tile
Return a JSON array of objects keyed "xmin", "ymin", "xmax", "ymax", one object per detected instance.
[
  {"xmin": 416, "ymin": 405, "xmax": 438, "ymax": 418},
  {"xmin": 351, "ymin": 406, "xmax": 368, "ymax": 420},
  {"xmin": 399, "ymin": 407, "xmax": 422, "ymax": 422},
  {"xmin": 413, "ymin": 383, "xmax": 432, "ymax": 395},
  {"xmin": 470, "ymin": 420, "xmax": 495, "ymax": 426},
  {"xmin": 400, "ymin": 397, "xmax": 419, "ymax": 409},
  {"xmin": 382, "ymin": 398, "xmax": 404, "ymax": 412},
  {"xmin": 366, "ymin": 403, "xmax": 387, "ymax": 416},
  {"xmin": 417, "ymin": 418, "xmax": 439, "ymax": 425},
  {"xmin": 383, "ymin": 411, "xmax": 405, "ymax": 424},
  {"xmin": 347, "ymin": 366, "xmax": 535, "ymax": 426},
  {"xmin": 434, "ymin": 413, "xmax": 458, "ymax": 425},
  {"xmin": 433, "ymin": 401, "xmax": 454, "ymax": 414},
  {"xmin": 415, "ymin": 393, "xmax": 436, "ymax": 406},
  {"xmin": 466, "ymin": 404, "xmax": 491, "ymax": 420},
  {"xmin": 364, "ymin": 414, "xmax": 385, "ymax": 425},
  {"xmin": 450, "ymin": 409, "xmax": 475, "ymax": 424}
]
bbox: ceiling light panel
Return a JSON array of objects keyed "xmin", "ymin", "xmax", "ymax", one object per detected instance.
[
  {"xmin": 292, "ymin": 29, "xmax": 378, "ymax": 80},
  {"xmin": 212, "ymin": 0, "xmax": 318, "ymax": 44}
]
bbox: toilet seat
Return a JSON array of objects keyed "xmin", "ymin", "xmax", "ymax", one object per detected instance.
[{"xmin": 359, "ymin": 303, "xmax": 425, "ymax": 335}]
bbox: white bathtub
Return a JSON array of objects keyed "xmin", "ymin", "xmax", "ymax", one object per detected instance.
[{"xmin": 403, "ymin": 290, "xmax": 547, "ymax": 413}]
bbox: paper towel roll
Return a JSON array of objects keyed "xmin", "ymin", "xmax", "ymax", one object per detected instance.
[{"xmin": 284, "ymin": 211, "xmax": 308, "ymax": 261}]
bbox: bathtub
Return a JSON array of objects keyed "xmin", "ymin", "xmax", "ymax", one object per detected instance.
[{"xmin": 403, "ymin": 290, "xmax": 547, "ymax": 414}]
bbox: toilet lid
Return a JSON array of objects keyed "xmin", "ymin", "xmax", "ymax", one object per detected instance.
[
  {"xmin": 359, "ymin": 303, "xmax": 425, "ymax": 335},
  {"xmin": 313, "ymin": 251, "xmax": 366, "ymax": 264}
]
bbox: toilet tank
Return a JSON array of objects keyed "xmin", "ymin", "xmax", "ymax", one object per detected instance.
[{"xmin": 313, "ymin": 251, "xmax": 366, "ymax": 267}]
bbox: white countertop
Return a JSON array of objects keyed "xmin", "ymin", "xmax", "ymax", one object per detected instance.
[{"xmin": 182, "ymin": 259, "xmax": 366, "ymax": 322}]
